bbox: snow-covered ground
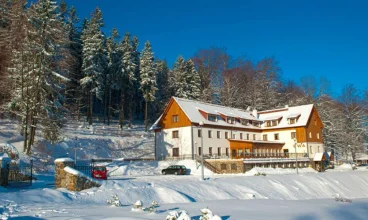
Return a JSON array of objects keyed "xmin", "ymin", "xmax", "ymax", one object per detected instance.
[
  {"xmin": 1, "ymin": 170, "xmax": 368, "ymax": 219},
  {"xmin": 1, "ymin": 119, "xmax": 368, "ymax": 219}
]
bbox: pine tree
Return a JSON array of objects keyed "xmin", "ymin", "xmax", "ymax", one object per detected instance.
[
  {"xmin": 139, "ymin": 41, "xmax": 157, "ymax": 132},
  {"xmin": 80, "ymin": 7, "xmax": 107, "ymax": 126},
  {"xmin": 131, "ymin": 36, "xmax": 142, "ymax": 120},
  {"xmin": 106, "ymin": 28, "xmax": 120, "ymax": 125},
  {"xmin": 185, "ymin": 59, "xmax": 201, "ymax": 100},
  {"xmin": 117, "ymin": 32, "xmax": 136, "ymax": 129},
  {"xmin": 171, "ymin": 55, "xmax": 187, "ymax": 98},
  {"xmin": 155, "ymin": 59, "xmax": 170, "ymax": 115}
]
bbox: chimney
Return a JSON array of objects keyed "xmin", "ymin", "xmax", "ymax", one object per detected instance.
[
  {"xmin": 246, "ymin": 106, "xmax": 251, "ymax": 111},
  {"xmin": 285, "ymin": 105, "xmax": 289, "ymax": 108},
  {"xmin": 252, "ymin": 109, "xmax": 258, "ymax": 118}
]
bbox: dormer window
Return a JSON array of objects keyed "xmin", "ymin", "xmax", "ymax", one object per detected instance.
[
  {"xmin": 227, "ymin": 117, "xmax": 235, "ymax": 124},
  {"xmin": 289, "ymin": 118, "xmax": 296, "ymax": 124},
  {"xmin": 253, "ymin": 122, "xmax": 260, "ymax": 127},
  {"xmin": 208, "ymin": 114, "xmax": 217, "ymax": 122},
  {"xmin": 271, "ymin": 120, "xmax": 278, "ymax": 126}
]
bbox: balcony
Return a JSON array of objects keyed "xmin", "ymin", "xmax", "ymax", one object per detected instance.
[{"xmin": 231, "ymin": 152, "xmax": 308, "ymax": 159}]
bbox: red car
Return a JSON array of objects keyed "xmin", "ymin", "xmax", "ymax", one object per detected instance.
[{"xmin": 92, "ymin": 166, "xmax": 108, "ymax": 180}]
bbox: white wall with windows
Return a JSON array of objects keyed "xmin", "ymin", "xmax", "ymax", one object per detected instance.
[{"xmin": 155, "ymin": 127, "xmax": 193, "ymax": 159}]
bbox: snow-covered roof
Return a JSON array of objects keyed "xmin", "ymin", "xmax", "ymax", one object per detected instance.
[
  {"xmin": 313, "ymin": 152, "xmax": 328, "ymax": 161},
  {"xmin": 172, "ymin": 97, "xmax": 262, "ymax": 129},
  {"xmin": 287, "ymin": 113, "xmax": 301, "ymax": 118},
  {"xmin": 54, "ymin": 158, "xmax": 74, "ymax": 163},
  {"xmin": 151, "ymin": 97, "xmax": 315, "ymax": 130},
  {"xmin": 258, "ymin": 104, "xmax": 314, "ymax": 130},
  {"xmin": 356, "ymin": 153, "xmax": 368, "ymax": 160}
]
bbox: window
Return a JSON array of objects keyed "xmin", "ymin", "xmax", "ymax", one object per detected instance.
[
  {"xmin": 266, "ymin": 121, "xmax": 271, "ymax": 127},
  {"xmin": 227, "ymin": 117, "xmax": 235, "ymax": 124},
  {"xmin": 173, "ymin": 148, "xmax": 179, "ymax": 157},
  {"xmin": 238, "ymin": 149, "xmax": 243, "ymax": 157},
  {"xmin": 217, "ymin": 131, "xmax": 221, "ymax": 139},
  {"xmin": 221, "ymin": 164, "xmax": 227, "ymax": 170},
  {"xmin": 209, "ymin": 147, "xmax": 212, "ymax": 156},
  {"xmin": 232, "ymin": 134, "xmax": 236, "ymax": 139},
  {"xmin": 289, "ymin": 118, "xmax": 295, "ymax": 124},
  {"xmin": 218, "ymin": 147, "xmax": 221, "ymax": 156},
  {"xmin": 226, "ymin": 148, "xmax": 229, "ymax": 156},
  {"xmin": 208, "ymin": 130, "xmax": 212, "ymax": 138},
  {"xmin": 263, "ymin": 134, "xmax": 268, "ymax": 141},
  {"xmin": 245, "ymin": 148, "xmax": 250, "ymax": 156},
  {"xmin": 232, "ymin": 149, "xmax": 236, "ymax": 157},
  {"xmin": 274, "ymin": 133, "xmax": 279, "ymax": 140},
  {"xmin": 253, "ymin": 122, "xmax": 260, "ymax": 127},
  {"xmin": 272, "ymin": 120, "xmax": 277, "ymax": 126},
  {"xmin": 291, "ymin": 132, "xmax": 296, "ymax": 139},
  {"xmin": 231, "ymin": 164, "xmax": 237, "ymax": 170},
  {"xmin": 309, "ymin": 132, "xmax": 312, "ymax": 138},
  {"xmin": 317, "ymin": 133, "xmax": 320, "ymax": 139},
  {"xmin": 240, "ymin": 133, "xmax": 243, "ymax": 139},
  {"xmin": 253, "ymin": 134, "xmax": 256, "ymax": 140},
  {"xmin": 314, "ymin": 120, "xmax": 317, "ymax": 126},
  {"xmin": 172, "ymin": 130, "xmax": 179, "ymax": 138},
  {"xmin": 208, "ymin": 114, "xmax": 217, "ymax": 122},
  {"xmin": 225, "ymin": 132, "xmax": 229, "ymax": 139},
  {"xmin": 198, "ymin": 147, "xmax": 202, "ymax": 156},
  {"xmin": 172, "ymin": 115, "xmax": 179, "ymax": 123},
  {"xmin": 310, "ymin": 146, "xmax": 313, "ymax": 154},
  {"xmin": 198, "ymin": 129, "xmax": 202, "ymax": 137},
  {"xmin": 318, "ymin": 146, "xmax": 320, "ymax": 152},
  {"xmin": 246, "ymin": 134, "xmax": 249, "ymax": 140}
]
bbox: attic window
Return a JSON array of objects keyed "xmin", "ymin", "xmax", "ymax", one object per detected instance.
[
  {"xmin": 289, "ymin": 118, "xmax": 296, "ymax": 124},
  {"xmin": 227, "ymin": 117, "xmax": 235, "ymax": 124},
  {"xmin": 253, "ymin": 122, "xmax": 260, "ymax": 127},
  {"xmin": 271, "ymin": 120, "xmax": 278, "ymax": 126},
  {"xmin": 208, "ymin": 114, "xmax": 217, "ymax": 122}
]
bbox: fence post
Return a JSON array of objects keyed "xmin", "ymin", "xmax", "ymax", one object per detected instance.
[{"xmin": 30, "ymin": 159, "xmax": 33, "ymax": 185}]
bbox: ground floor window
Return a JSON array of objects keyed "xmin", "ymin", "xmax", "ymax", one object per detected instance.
[
  {"xmin": 173, "ymin": 148, "xmax": 179, "ymax": 157},
  {"xmin": 226, "ymin": 148, "xmax": 229, "ymax": 156},
  {"xmin": 221, "ymin": 164, "xmax": 227, "ymax": 170},
  {"xmin": 198, "ymin": 147, "xmax": 202, "ymax": 156},
  {"xmin": 218, "ymin": 147, "xmax": 221, "ymax": 156},
  {"xmin": 231, "ymin": 164, "xmax": 237, "ymax": 170},
  {"xmin": 209, "ymin": 147, "xmax": 212, "ymax": 156},
  {"xmin": 232, "ymin": 149, "xmax": 236, "ymax": 157}
]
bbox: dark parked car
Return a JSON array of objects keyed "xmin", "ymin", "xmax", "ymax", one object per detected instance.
[{"xmin": 161, "ymin": 165, "xmax": 187, "ymax": 175}]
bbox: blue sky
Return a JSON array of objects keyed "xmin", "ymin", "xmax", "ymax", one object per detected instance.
[{"xmin": 66, "ymin": 0, "xmax": 368, "ymax": 96}]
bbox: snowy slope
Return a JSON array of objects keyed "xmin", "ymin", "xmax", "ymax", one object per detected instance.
[{"xmin": 1, "ymin": 171, "xmax": 368, "ymax": 219}]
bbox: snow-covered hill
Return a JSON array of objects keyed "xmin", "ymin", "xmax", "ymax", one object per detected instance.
[{"xmin": 0, "ymin": 119, "xmax": 155, "ymax": 171}]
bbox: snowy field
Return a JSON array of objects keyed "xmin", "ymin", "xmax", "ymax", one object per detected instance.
[
  {"xmin": 1, "ymin": 119, "xmax": 368, "ymax": 219},
  {"xmin": 1, "ymin": 170, "xmax": 368, "ymax": 219}
]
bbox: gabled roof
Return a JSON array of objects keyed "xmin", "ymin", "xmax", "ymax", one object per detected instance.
[
  {"xmin": 151, "ymin": 97, "xmax": 316, "ymax": 130},
  {"xmin": 173, "ymin": 97, "xmax": 260, "ymax": 129},
  {"xmin": 258, "ymin": 104, "xmax": 314, "ymax": 130}
]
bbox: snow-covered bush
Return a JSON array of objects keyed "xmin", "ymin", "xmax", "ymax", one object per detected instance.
[
  {"xmin": 166, "ymin": 210, "xmax": 190, "ymax": 220},
  {"xmin": 147, "ymin": 200, "xmax": 159, "ymax": 213},
  {"xmin": 254, "ymin": 172, "xmax": 266, "ymax": 176},
  {"xmin": 200, "ymin": 208, "xmax": 222, "ymax": 220},
  {"xmin": 131, "ymin": 200, "xmax": 144, "ymax": 212},
  {"xmin": 106, "ymin": 194, "xmax": 121, "ymax": 207}
]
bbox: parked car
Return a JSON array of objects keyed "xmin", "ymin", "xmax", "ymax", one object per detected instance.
[
  {"xmin": 92, "ymin": 166, "xmax": 108, "ymax": 180},
  {"xmin": 161, "ymin": 165, "xmax": 187, "ymax": 175}
]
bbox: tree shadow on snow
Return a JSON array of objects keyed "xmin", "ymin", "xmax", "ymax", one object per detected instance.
[
  {"xmin": 9, "ymin": 217, "xmax": 44, "ymax": 220},
  {"xmin": 294, "ymin": 200, "xmax": 368, "ymax": 220},
  {"xmin": 191, "ymin": 215, "xmax": 230, "ymax": 220}
]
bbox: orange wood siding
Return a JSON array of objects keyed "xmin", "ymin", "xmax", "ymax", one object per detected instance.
[
  {"xmin": 305, "ymin": 107, "xmax": 323, "ymax": 143},
  {"xmin": 229, "ymin": 140, "xmax": 254, "ymax": 150},
  {"xmin": 160, "ymin": 99, "xmax": 192, "ymax": 129},
  {"xmin": 295, "ymin": 127, "xmax": 306, "ymax": 142}
]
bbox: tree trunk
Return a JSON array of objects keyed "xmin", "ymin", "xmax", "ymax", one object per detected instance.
[
  {"xmin": 89, "ymin": 90, "xmax": 93, "ymax": 126},
  {"xmin": 119, "ymin": 89, "xmax": 124, "ymax": 129},
  {"xmin": 128, "ymin": 92, "xmax": 132, "ymax": 128},
  {"xmin": 145, "ymin": 100, "xmax": 148, "ymax": 132},
  {"xmin": 108, "ymin": 87, "xmax": 111, "ymax": 126},
  {"xmin": 23, "ymin": 104, "xmax": 29, "ymax": 153}
]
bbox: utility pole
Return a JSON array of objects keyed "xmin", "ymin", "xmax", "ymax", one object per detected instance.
[{"xmin": 199, "ymin": 121, "xmax": 204, "ymax": 181}]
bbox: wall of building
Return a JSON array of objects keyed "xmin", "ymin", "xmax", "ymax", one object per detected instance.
[
  {"xmin": 156, "ymin": 126, "xmax": 193, "ymax": 159},
  {"xmin": 192, "ymin": 126, "xmax": 261, "ymax": 156}
]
